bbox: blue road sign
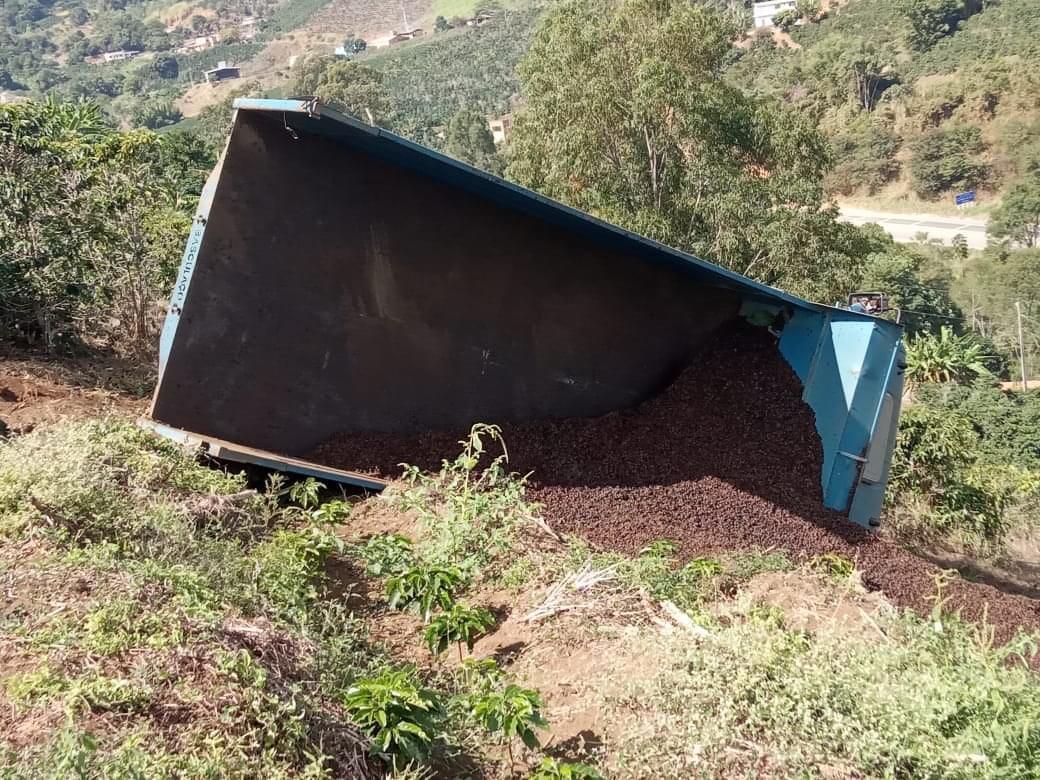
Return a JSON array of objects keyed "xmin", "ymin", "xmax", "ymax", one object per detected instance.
[{"xmin": 955, "ymin": 190, "xmax": 976, "ymax": 206}]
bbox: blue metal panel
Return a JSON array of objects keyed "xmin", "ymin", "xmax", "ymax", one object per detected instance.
[
  {"xmin": 779, "ymin": 307, "xmax": 905, "ymax": 525},
  {"xmin": 147, "ymin": 98, "xmax": 906, "ymax": 526},
  {"xmin": 156, "ymin": 146, "xmax": 225, "ymax": 380}
]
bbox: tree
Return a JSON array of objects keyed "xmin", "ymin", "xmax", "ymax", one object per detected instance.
[
  {"xmin": 444, "ymin": 108, "xmax": 500, "ymax": 173},
  {"xmin": 151, "ymin": 53, "xmax": 178, "ymax": 80},
  {"xmin": 859, "ymin": 246, "xmax": 962, "ymax": 336},
  {"xmin": 909, "ymin": 125, "xmax": 988, "ymax": 198},
  {"xmin": 290, "ymin": 56, "xmax": 389, "ymax": 124},
  {"xmin": 506, "ymin": 0, "xmax": 876, "ymax": 302},
  {"xmin": 0, "ymin": 99, "xmax": 191, "ymax": 356},
  {"xmin": 773, "ymin": 8, "xmax": 800, "ymax": 32},
  {"xmin": 805, "ymin": 35, "xmax": 899, "ymax": 112},
  {"xmin": 796, "ymin": 0, "xmax": 822, "ymax": 22},
  {"xmin": 902, "ymin": 0, "xmax": 972, "ymax": 52},
  {"xmin": 435, "ymin": 15, "xmax": 451, "ymax": 32},
  {"xmin": 988, "ymin": 175, "xmax": 1040, "ymax": 247},
  {"xmin": 905, "ymin": 326, "xmax": 991, "ymax": 384},
  {"xmin": 131, "ymin": 101, "xmax": 182, "ymax": 130},
  {"xmin": 342, "ymin": 35, "xmax": 367, "ymax": 56}
]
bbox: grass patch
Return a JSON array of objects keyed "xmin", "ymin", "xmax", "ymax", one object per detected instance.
[
  {"xmin": 0, "ymin": 419, "xmax": 411, "ymax": 777},
  {"xmin": 609, "ymin": 607, "xmax": 1040, "ymax": 778}
]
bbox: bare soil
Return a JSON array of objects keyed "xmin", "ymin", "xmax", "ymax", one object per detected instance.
[
  {"xmin": 0, "ymin": 349, "xmax": 148, "ymax": 434},
  {"xmin": 310, "ymin": 321, "xmax": 1040, "ymax": 645}
]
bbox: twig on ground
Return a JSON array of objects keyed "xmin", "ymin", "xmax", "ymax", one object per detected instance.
[{"xmin": 523, "ymin": 560, "xmax": 617, "ymax": 622}]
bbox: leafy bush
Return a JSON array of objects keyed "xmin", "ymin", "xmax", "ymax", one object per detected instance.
[
  {"xmin": 396, "ymin": 424, "xmax": 536, "ymax": 574},
  {"xmin": 254, "ymin": 527, "xmax": 342, "ymax": 622},
  {"xmin": 611, "ymin": 610, "xmax": 1040, "ymax": 779},
  {"xmin": 889, "ymin": 405, "xmax": 1010, "ymax": 540},
  {"xmin": 0, "ymin": 99, "xmax": 199, "ymax": 356},
  {"xmin": 917, "ymin": 382, "xmax": 1040, "ymax": 469},
  {"xmin": 385, "ymin": 564, "xmax": 466, "ymax": 622},
  {"xmin": 424, "ymin": 603, "xmax": 496, "ymax": 660},
  {"xmin": 355, "ymin": 533, "xmax": 415, "ymax": 577},
  {"xmin": 470, "ymin": 683, "xmax": 548, "ymax": 765},
  {"xmin": 531, "ymin": 757, "xmax": 604, "ymax": 780},
  {"xmin": 343, "ymin": 669, "xmax": 443, "ymax": 762},
  {"xmin": 827, "ymin": 116, "xmax": 901, "ymax": 195},
  {"xmin": 909, "ymin": 125, "xmax": 988, "ymax": 198},
  {"xmin": 905, "ymin": 326, "xmax": 991, "ymax": 384}
]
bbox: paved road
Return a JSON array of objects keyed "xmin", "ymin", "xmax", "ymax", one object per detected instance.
[{"xmin": 839, "ymin": 206, "xmax": 989, "ymax": 250}]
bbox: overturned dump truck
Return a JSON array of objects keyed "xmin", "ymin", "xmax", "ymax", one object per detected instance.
[{"xmin": 142, "ymin": 99, "xmax": 904, "ymax": 528}]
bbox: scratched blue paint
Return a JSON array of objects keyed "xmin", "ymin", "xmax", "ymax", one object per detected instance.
[
  {"xmin": 779, "ymin": 309, "xmax": 905, "ymax": 525},
  {"xmin": 150, "ymin": 99, "xmax": 906, "ymax": 524},
  {"xmin": 157, "ymin": 147, "xmax": 225, "ymax": 380}
]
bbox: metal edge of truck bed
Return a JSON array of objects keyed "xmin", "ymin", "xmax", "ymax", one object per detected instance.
[{"xmin": 137, "ymin": 418, "xmax": 389, "ymax": 491}]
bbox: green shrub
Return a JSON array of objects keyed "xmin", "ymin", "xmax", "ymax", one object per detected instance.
[
  {"xmin": 909, "ymin": 125, "xmax": 988, "ymax": 198},
  {"xmin": 890, "ymin": 405, "xmax": 1010, "ymax": 540},
  {"xmin": 610, "ymin": 611, "xmax": 1040, "ymax": 778},
  {"xmin": 470, "ymin": 683, "xmax": 548, "ymax": 764},
  {"xmin": 355, "ymin": 533, "xmax": 415, "ymax": 577},
  {"xmin": 254, "ymin": 527, "xmax": 342, "ymax": 623},
  {"xmin": 531, "ymin": 757, "xmax": 604, "ymax": 780},
  {"xmin": 385, "ymin": 564, "xmax": 466, "ymax": 622},
  {"xmin": 424, "ymin": 603, "xmax": 496, "ymax": 661},
  {"xmin": 343, "ymin": 669, "xmax": 443, "ymax": 762},
  {"xmin": 919, "ymin": 381, "xmax": 1040, "ymax": 469},
  {"xmin": 905, "ymin": 326, "xmax": 991, "ymax": 385},
  {"xmin": 396, "ymin": 424, "xmax": 536, "ymax": 574}
]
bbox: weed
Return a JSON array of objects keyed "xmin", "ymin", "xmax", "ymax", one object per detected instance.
[
  {"xmin": 396, "ymin": 424, "xmax": 536, "ymax": 574},
  {"xmin": 385, "ymin": 564, "xmax": 466, "ymax": 622},
  {"xmin": 82, "ymin": 598, "xmax": 182, "ymax": 655},
  {"xmin": 809, "ymin": 552, "xmax": 856, "ymax": 580},
  {"xmin": 638, "ymin": 539, "xmax": 679, "ymax": 558},
  {"xmin": 344, "ymin": 669, "xmax": 444, "ymax": 763},
  {"xmin": 496, "ymin": 555, "xmax": 537, "ymax": 591},
  {"xmin": 748, "ymin": 604, "xmax": 786, "ymax": 630},
  {"xmin": 6, "ymin": 668, "xmax": 152, "ymax": 713},
  {"xmin": 609, "ymin": 609, "xmax": 1040, "ymax": 779},
  {"xmin": 309, "ymin": 498, "xmax": 352, "ymax": 525},
  {"xmin": 356, "ymin": 533, "xmax": 415, "ymax": 577},
  {"xmin": 288, "ymin": 477, "xmax": 324, "ymax": 511},
  {"xmin": 725, "ymin": 549, "xmax": 795, "ymax": 579},
  {"xmin": 424, "ymin": 603, "xmax": 496, "ymax": 661},
  {"xmin": 531, "ymin": 757, "xmax": 604, "ymax": 780},
  {"xmin": 254, "ymin": 526, "xmax": 342, "ymax": 622}
]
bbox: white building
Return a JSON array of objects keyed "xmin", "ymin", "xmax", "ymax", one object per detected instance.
[
  {"xmin": 753, "ymin": 0, "xmax": 797, "ymax": 28},
  {"xmin": 96, "ymin": 49, "xmax": 142, "ymax": 63}
]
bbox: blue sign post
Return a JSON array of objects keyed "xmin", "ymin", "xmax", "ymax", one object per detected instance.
[{"xmin": 955, "ymin": 190, "xmax": 976, "ymax": 207}]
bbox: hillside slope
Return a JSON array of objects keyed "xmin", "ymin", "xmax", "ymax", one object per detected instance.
[{"xmin": 729, "ymin": 0, "xmax": 1040, "ymax": 206}]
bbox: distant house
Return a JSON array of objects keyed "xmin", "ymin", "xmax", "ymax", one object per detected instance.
[
  {"xmin": 177, "ymin": 34, "xmax": 220, "ymax": 54},
  {"xmin": 90, "ymin": 49, "xmax": 142, "ymax": 64},
  {"xmin": 753, "ymin": 0, "xmax": 797, "ymax": 28},
  {"xmin": 488, "ymin": 114, "xmax": 513, "ymax": 145},
  {"xmin": 389, "ymin": 28, "xmax": 424, "ymax": 44},
  {"xmin": 204, "ymin": 61, "xmax": 240, "ymax": 84},
  {"xmin": 238, "ymin": 17, "xmax": 260, "ymax": 40}
]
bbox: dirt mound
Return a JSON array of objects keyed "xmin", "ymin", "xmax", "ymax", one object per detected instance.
[{"xmin": 310, "ymin": 322, "xmax": 1040, "ymax": 644}]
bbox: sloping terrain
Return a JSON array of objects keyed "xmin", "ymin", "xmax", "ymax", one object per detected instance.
[{"xmin": 312, "ymin": 321, "xmax": 1040, "ymax": 646}]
